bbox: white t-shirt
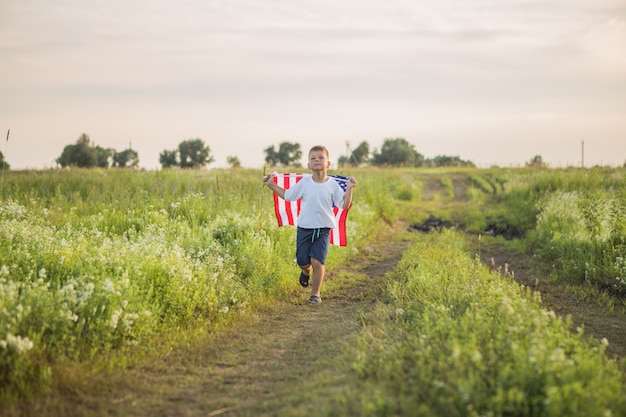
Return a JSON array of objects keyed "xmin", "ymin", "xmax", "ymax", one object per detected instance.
[{"xmin": 284, "ymin": 175, "xmax": 345, "ymax": 229}]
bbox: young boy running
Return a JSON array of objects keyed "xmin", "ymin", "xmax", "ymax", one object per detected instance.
[{"xmin": 263, "ymin": 145, "xmax": 358, "ymax": 304}]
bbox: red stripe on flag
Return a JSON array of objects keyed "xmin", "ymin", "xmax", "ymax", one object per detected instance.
[
  {"xmin": 273, "ymin": 173, "xmax": 302, "ymax": 227},
  {"xmin": 273, "ymin": 176, "xmax": 285, "ymax": 226},
  {"xmin": 330, "ymin": 207, "xmax": 349, "ymax": 246},
  {"xmin": 273, "ymin": 192, "xmax": 284, "ymax": 226},
  {"xmin": 284, "ymin": 174, "xmax": 296, "ymax": 225}
]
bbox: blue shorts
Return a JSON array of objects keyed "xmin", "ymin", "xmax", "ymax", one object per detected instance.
[{"xmin": 296, "ymin": 227, "xmax": 331, "ymax": 266}]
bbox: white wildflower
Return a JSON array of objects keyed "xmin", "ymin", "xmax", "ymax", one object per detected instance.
[
  {"xmin": 122, "ymin": 313, "xmax": 138, "ymax": 332},
  {"xmin": 102, "ymin": 279, "xmax": 116, "ymax": 294},
  {"xmin": 62, "ymin": 309, "xmax": 79, "ymax": 322},
  {"xmin": 4, "ymin": 333, "xmax": 34, "ymax": 353},
  {"xmin": 109, "ymin": 309, "xmax": 122, "ymax": 329}
]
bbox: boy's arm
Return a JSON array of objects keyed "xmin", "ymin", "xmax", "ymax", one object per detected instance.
[
  {"xmin": 342, "ymin": 176, "xmax": 358, "ymax": 210},
  {"xmin": 263, "ymin": 174, "xmax": 286, "ymax": 199}
]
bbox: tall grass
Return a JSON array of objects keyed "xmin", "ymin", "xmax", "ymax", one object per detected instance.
[
  {"xmin": 338, "ymin": 231, "xmax": 626, "ymax": 416},
  {"xmin": 0, "ymin": 168, "xmax": 386, "ymax": 395},
  {"xmin": 422, "ymin": 167, "xmax": 626, "ymax": 293},
  {"xmin": 2, "ymin": 166, "xmax": 625, "ymax": 399},
  {"xmin": 485, "ymin": 168, "xmax": 626, "ymax": 292}
]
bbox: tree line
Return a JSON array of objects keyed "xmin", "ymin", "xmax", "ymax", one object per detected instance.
[
  {"xmin": 49, "ymin": 134, "xmax": 478, "ymax": 169},
  {"xmin": 55, "ymin": 134, "xmax": 139, "ymax": 168},
  {"xmin": 6, "ymin": 133, "xmax": 617, "ymax": 170}
]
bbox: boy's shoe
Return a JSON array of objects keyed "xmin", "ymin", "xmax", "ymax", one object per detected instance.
[
  {"xmin": 308, "ymin": 295, "xmax": 322, "ymax": 304},
  {"xmin": 299, "ymin": 271, "xmax": 310, "ymax": 288}
]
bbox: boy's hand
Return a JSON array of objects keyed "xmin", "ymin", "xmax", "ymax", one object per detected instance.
[
  {"xmin": 346, "ymin": 177, "xmax": 358, "ymax": 189},
  {"xmin": 263, "ymin": 174, "xmax": 274, "ymax": 185}
]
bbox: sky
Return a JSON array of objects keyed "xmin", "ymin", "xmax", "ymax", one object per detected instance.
[{"xmin": 1, "ymin": 0, "xmax": 625, "ymax": 170}]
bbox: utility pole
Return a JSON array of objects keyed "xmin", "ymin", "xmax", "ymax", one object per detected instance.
[
  {"xmin": 581, "ymin": 139, "xmax": 584, "ymax": 168},
  {"xmin": 344, "ymin": 140, "xmax": 352, "ymax": 166}
]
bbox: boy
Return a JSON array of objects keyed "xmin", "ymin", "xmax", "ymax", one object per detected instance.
[{"xmin": 263, "ymin": 145, "xmax": 357, "ymax": 304}]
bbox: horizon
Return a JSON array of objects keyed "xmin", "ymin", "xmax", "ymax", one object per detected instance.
[{"xmin": 3, "ymin": 130, "xmax": 616, "ymax": 170}]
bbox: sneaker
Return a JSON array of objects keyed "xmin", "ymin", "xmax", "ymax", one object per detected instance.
[
  {"xmin": 308, "ymin": 295, "xmax": 322, "ymax": 304},
  {"xmin": 299, "ymin": 271, "xmax": 310, "ymax": 288}
]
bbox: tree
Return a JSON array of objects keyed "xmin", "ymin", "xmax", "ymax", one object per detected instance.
[
  {"xmin": 0, "ymin": 150, "xmax": 9, "ymax": 170},
  {"xmin": 56, "ymin": 133, "xmax": 97, "ymax": 168},
  {"xmin": 340, "ymin": 141, "xmax": 371, "ymax": 167},
  {"xmin": 372, "ymin": 138, "xmax": 424, "ymax": 167},
  {"xmin": 427, "ymin": 155, "xmax": 475, "ymax": 168},
  {"xmin": 264, "ymin": 142, "xmax": 302, "ymax": 167},
  {"xmin": 179, "ymin": 138, "xmax": 214, "ymax": 168},
  {"xmin": 264, "ymin": 146, "xmax": 279, "ymax": 166},
  {"xmin": 159, "ymin": 139, "xmax": 214, "ymax": 169},
  {"xmin": 351, "ymin": 141, "xmax": 370, "ymax": 165},
  {"xmin": 159, "ymin": 150, "xmax": 178, "ymax": 169},
  {"xmin": 95, "ymin": 145, "xmax": 115, "ymax": 168},
  {"xmin": 113, "ymin": 149, "xmax": 139, "ymax": 168},
  {"xmin": 526, "ymin": 155, "xmax": 548, "ymax": 168},
  {"xmin": 227, "ymin": 155, "xmax": 241, "ymax": 168},
  {"xmin": 56, "ymin": 133, "xmax": 139, "ymax": 169}
]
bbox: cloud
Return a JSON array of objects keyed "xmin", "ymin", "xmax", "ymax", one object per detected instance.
[{"xmin": 1, "ymin": 0, "xmax": 625, "ymax": 169}]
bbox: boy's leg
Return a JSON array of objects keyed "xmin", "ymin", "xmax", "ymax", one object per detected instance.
[
  {"xmin": 308, "ymin": 228, "xmax": 330, "ymax": 299},
  {"xmin": 296, "ymin": 228, "xmax": 313, "ymax": 284},
  {"xmin": 310, "ymin": 257, "xmax": 325, "ymax": 298},
  {"xmin": 296, "ymin": 227, "xmax": 330, "ymax": 298},
  {"xmin": 300, "ymin": 264, "xmax": 312, "ymax": 276},
  {"xmin": 298, "ymin": 264, "xmax": 312, "ymax": 288}
]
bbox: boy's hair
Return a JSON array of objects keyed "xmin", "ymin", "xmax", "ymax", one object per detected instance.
[{"xmin": 309, "ymin": 145, "xmax": 329, "ymax": 159}]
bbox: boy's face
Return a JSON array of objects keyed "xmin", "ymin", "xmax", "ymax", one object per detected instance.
[{"xmin": 307, "ymin": 150, "xmax": 330, "ymax": 172}]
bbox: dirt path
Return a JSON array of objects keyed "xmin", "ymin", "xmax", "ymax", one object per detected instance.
[
  {"xmin": 8, "ymin": 227, "xmax": 624, "ymax": 416},
  {"xmin": 11, "ymin": 233, "xmax": 409, "ymax": 417}
]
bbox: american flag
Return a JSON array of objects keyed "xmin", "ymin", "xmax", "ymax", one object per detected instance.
[{"xmin": 272, "ymin": 173, "xmax": 350, "ymax": 246}]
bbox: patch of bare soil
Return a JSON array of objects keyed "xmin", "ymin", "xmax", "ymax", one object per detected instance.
[
  {"xmin": 8, "ymin": 233, "xmax": 410, "ymax": 417},
  {"xmin": 477, "ymin": 239, "xmax": 626, "ymax": 362}
]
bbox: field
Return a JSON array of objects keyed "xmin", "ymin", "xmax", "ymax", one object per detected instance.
[{"xmin": 0, "ymin": 167, "xmax": 625, "ymax": 416}]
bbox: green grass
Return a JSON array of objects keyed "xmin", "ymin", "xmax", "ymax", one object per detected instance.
[
  {"xmin": 0, "ymin": 168, "xmax": 389, "ymax": 396},
  {"xmin": 332, "ymin": 231, "xmax": 626, "ymax": 416},
  {"xmin": 2, "ymin": 165, "xmax": 625, "ymax": 403}
]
